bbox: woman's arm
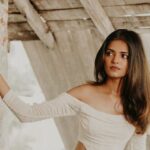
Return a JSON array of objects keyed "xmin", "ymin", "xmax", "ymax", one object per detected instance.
[
  {"xmin": 0, "ymin": 75, "xmax": 10, "ymax": 98},
  {"xmin": 0, "ymin": 75, "xmax": 82, "ymax": 122}
]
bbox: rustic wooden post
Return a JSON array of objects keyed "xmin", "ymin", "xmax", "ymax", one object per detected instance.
[
  {"xmin": 13, "ymin": 0, "xmax": 55, "ymax": 49},
  {"xmin": 0, "ymin": 0, "xmax": 8, "ymax": 76},
  {"xmin": 80, "ymin": 0, "xmax": 114, "ymax": 38}
]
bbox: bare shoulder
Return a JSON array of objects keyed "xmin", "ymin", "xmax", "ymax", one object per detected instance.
[{"xmin": 66, "ymin": 83, "xmax": 95, "ymax": 103}]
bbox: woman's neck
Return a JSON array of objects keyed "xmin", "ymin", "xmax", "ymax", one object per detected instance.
[{"xmin": 104, "ymin": 78, "xmax": 122, "ymax": 96}]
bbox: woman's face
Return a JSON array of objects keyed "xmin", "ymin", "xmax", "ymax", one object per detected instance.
[{"xmin": 103, "ymin": 40, "xmax": 129, "ymax": 79}]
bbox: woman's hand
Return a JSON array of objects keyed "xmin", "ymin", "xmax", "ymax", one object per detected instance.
[{"xmin": 0, "ymin": 74, "xmax": 10, "ymax": 98}]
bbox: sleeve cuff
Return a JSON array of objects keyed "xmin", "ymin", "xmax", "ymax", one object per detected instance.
[{"xmin": 2, "ymin": 89, "xmax": 15, "ymax": 104}]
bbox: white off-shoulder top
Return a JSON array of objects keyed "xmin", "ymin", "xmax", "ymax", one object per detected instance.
[{"xmin": 2, "ymin": 90, "xmax": 147, "ymax": 150}]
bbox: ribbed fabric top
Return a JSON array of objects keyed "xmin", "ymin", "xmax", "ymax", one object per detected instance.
[{"xmin": 2, "ymin": 89, "xmax": 147, "ymax": 150}]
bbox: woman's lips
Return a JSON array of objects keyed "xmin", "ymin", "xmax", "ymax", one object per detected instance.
[{"xmin": 110, "ymin": 66, "xmax": 120, "ymax": 71}]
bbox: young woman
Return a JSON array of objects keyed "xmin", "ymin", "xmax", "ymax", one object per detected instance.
[{"xmin": 0, "ymin": 29, "xmax": 149, "ymax": 150}]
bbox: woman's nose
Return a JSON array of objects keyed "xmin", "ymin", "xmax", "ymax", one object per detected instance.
[{"xmin": 112, "ymin": 54, "xmax": 120, "ymax": 64}]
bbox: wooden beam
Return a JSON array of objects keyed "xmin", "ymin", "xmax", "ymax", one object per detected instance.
[
  {"xmin": 8, "ymin": 3, "xmax": 83, "ymax": 14},
  {"xmin": 80, "ymin": 0, "xmax": 114, "ymax": 38},
  {"xmin": 9, "ymin": 20, "xmax": 94, "ymax": 33},
  {"xmin": 8, "ymin": 20, "xmax": 96, "ymax": 41},
  {"xmin": 0, "ymin": 0, "xmax": 9, "ymax": 76},
  {"xmin": 111, "ymin": 16, "xmax": 150, "ymax": 29},
  {"xmin": 9, "ymin": 31, "xmax": 38, "ymax": 41},
  {"xmin": 9, "ymin": 3, "xmax": 20, "ymax": 14},
  {"xmin": 8, "ymin": 21, "xmax": 37, "ymax": 41},
  {"xmin": 8, "ymin": 8, "xmax": 90, "ymax": 23},
  {"xmin": 124, "ymin": 0, "xmax": 150, "ymax": 5},
  {"xmin": 104, "ymin": 4, "xmax": 150, "ymax": 17},
  {"xmin": 40, "ymin": 8, "xmax": 89, "ymax": 21},
  {"xmin": 9, "ymin": 20, "xmax": 94, "ymax": 32},
  {"xmin": 8, "ymin": 14, "xmax": 26, "ymax": 23},
  {"xmin": 13, "ymin": 0, "xmax": 54, "ymax": 49},
  {"xmin": 30, "ymin": 0, "xmax": 82, "ymax": 10},
  {"xmin": 99, "ymin": 0, "xmax": 150, "ymax": 6}
]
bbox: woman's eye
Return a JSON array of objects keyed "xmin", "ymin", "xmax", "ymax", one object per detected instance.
[
  {"xmin": 122, "ymin": 54, "xmax": 128, "ymax": 59},
  {"xmin": 105, "ymin": 51, "xmax": 113, "ymax": 56}
]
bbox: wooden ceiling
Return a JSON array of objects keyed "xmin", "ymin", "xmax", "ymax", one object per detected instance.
[{"xmin": 8, "ymin": 0, "xmax": 150, "ymax": 42}]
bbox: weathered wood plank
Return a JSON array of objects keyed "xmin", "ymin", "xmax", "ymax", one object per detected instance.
[
  {"xmin": 8, "ymin": 20, "xmax": 94, "ymax": 32},
  {"xmin": 48, "ymin": 20, "xmax": 94, "ymax": 31},
  {"xmin": 124, "ymin": 0, "xmax": 150, "ymax": 5},
  {"xmin": 40, "ymin": 8, "xmax": 89, "ymax": 21},
  {"xmin": 8, "ymin": 14, "xmax": 26, "ymax": 23},
  {"xmin": 111, "ymin": 16, "xmax": 150, "ymax": 29},
  {"xmin": 8, "ymin": 23, "xmax": 38, "ymax": 40},
  {"xmin": 80, "ymin": 0, "xmax": 114, "ymax": 38},
  {"xmin": 9, "ymin": 3, "xmax": 20, "ymax": 13},
  {"xmin": 8, "ymin": 8, "xmax": 90, "ymax": 23},
  {"xmin": 99, "ymin": 0, "xmax": 150, "ymax": 6},
  {"xmin": 8, "ymin": 30, "xmax": 38, "ymax": 41},
  {"xmin": 8, "ymin": 20, "xmax": 95, "ymax": 40},
  {"xmin": 104, "ymin": 4, "xmax": 150, "ymax": 17},
  {"xmin": 8, "ymin": 22, "xmax": 32, "ymax": 33},
  {"xmin": 99, "ymin": 0, "xmax": 125, "ymax": 6},
  {"xmin": 8, "ymin": 22, "xmax": 103, "ymax": 43},
  {"xmin": 13, "ymin": 0, "xmax": 54, "ymax": 49},
  {"xmin": 30, "ymin": 0, "xmax": 82, "ymax": 10},
  {"xmin": 0, "ymin": 0, "xmax": 9, "ymax": 76},
  {"xmin": 9, "ymin": 1, "xmax": 83, "ymax": 14}
]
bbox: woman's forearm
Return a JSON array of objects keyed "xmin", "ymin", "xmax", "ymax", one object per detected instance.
[
  {"xmin": 0, "ymin": 74, "xmax": 81, "ymax": 122},
  {"xmin": 0, "ymin": 74, "xmax": 10, "ymax": 98}
]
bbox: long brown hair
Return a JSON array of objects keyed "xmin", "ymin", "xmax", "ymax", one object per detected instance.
[{"xmin": 88, "ymin": 29, "xmax": 150, "ymax": 134}]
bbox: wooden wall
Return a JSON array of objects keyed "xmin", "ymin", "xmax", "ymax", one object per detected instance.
[{"xmin": 22, "ymin": 27, "xmax": 103, "ymax": 150}]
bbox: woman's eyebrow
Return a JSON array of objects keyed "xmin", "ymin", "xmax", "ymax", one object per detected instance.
[
  {"xmin": 107, "ymin": 48, "xmax": 128, "ymax": 53},
  {"xmin": 106, "ymin": 48, "xmax": 115, "ymax": 52},
  {"xmin": 121, "ymin": 52, "xmax": 128, "ymax": 54}
]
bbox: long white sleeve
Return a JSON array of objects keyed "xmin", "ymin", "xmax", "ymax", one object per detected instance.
[
  {"xmin": 2, "ymin": 89, "xmax": 82, "ymax": 122},
  {"xmin": 125, "ymin": 132, "xmax": 147, "ymax": 150}
]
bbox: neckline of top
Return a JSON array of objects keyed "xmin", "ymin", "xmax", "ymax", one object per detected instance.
[{"xmin": 64, "ymin": 92, "xmax": 124, "ymax": 118}]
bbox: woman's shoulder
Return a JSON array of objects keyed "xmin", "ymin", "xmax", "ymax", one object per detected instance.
[{"xmin": 66, "ymin": 83, "xmax": 100, "ymax": 103}]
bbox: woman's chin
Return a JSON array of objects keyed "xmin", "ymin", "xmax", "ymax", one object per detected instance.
[{"xmin": 107, "ymin": 73, "xmax": 124, "ymax": 79}]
